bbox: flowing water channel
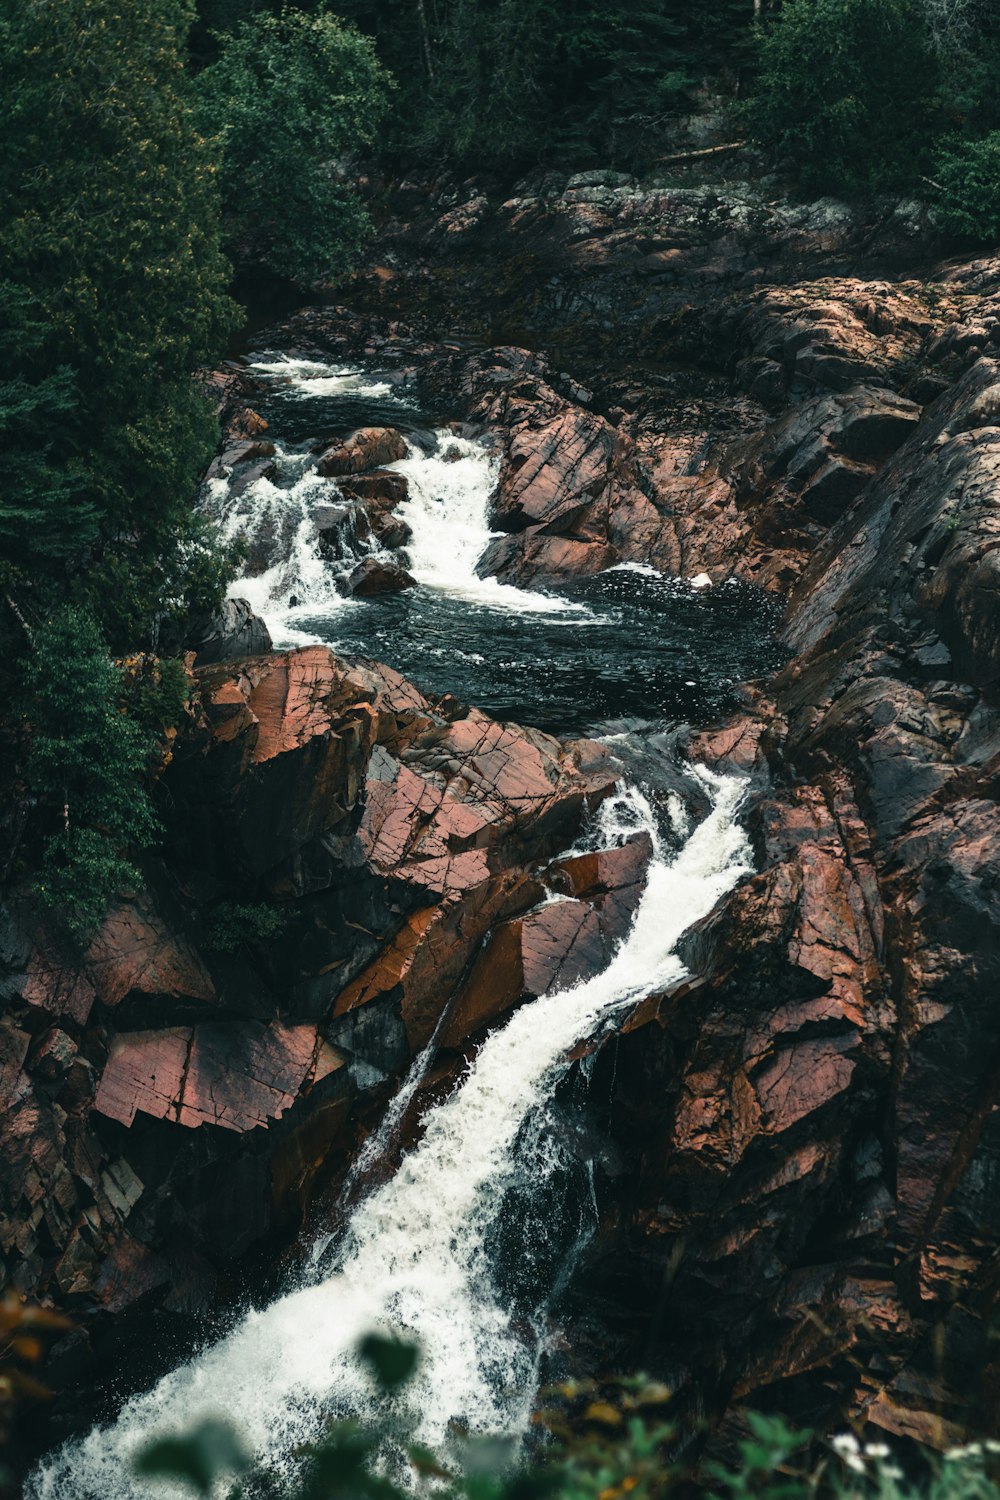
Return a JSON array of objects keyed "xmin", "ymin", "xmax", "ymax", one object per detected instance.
[{"xmin": 30, "ymin": 354, "xmax": 777, "ymax": 1497}]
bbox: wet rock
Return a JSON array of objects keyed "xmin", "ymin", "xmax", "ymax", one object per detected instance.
[
  {"xmin": 347, "ymin": 558, "xmax": 416, "ymax": 597},
  {"xmin": 335, "ymin": 471, "xmax": 413, "ymax": 548},
  {"xmin": 316, "ymin": 426, "xmax": 408, "ymax": 477},
  {"xmin": 188, "ymin": 597, "xmax": 273, "ymax": 666},
  {"xmin": 315, "ymin": 502, "xmax": 372, "ymax": 564},
  {"xmin": 205, "ymin": 440, "xmax": 276, "ymax": 479}
]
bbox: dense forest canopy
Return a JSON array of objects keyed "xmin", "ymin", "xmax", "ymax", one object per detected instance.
[{"xmin": 3, "ymin": 0, "xmax": 1000, "ymax": 939}]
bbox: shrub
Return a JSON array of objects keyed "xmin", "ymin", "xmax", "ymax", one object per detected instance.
[
  {"xmin": 21, "ymin": 608, "xmax": 159, "ymax": 941},
  {"xmin": 934, "ymin": 132, "xmax": 1000, "ymax": 241},
  {"xmin": 204, "ymin": 901, "xmax": 286, "ymax": 952}
]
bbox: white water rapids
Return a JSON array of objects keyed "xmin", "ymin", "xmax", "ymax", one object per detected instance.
[
  {"xmin": 390, "ymin": 438, "xmax": 585, "ymax": 616},
  {"xmin": 201, "ymin": 394, "xmax": 584, "ymax": 651},
  {"xmin": 29, "ymin": 771, "xmax": 750, "ymax": 1499}
]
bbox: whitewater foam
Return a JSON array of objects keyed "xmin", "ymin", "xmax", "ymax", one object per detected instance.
[
  {"xmin": 245, "ymin": 354, "xmax": 406, "ymax": 404},
  {"xmin": 389, "ymin": 436, "xmax": 588, "ymax": 619}
]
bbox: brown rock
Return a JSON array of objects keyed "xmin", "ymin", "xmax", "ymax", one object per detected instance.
[
  {"xmin": 333, "ymin": 868, "xmax": 545, "ymax": 1049},
  {"xmin": 85, "ymin": 894, "xmax": 216, "ymax": 1011},
  {"xmin": 336, "ymin": 471, "xmax": 413, "ymax": 548},
  {"xmin": 347, "ymin": 558, "xmax": 417, "ymax": 596},
  {"xmin": 94, "ymin": 1020, "xmax": 322, "ymax": 1132},
  {"xmin": 316, "ymin": 427, "xmax": 407, "ymax": 477}
]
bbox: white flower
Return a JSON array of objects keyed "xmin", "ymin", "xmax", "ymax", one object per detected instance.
[
  {"xmin": 864, "ymin": 1443, "xmax": 890, "ymax": 1459},
  {"xmin": 883, "ymin": 1466, "xmax": 905, "ymax": 1481},
  {"xmin": 986, "ymin": 1441, "xmax": 1000, "ymax": 1455},
  {"xmin": 844, "ymin": 1455, "xmax": 866, "ymax": 1475},
  {"xmin": 833, "ymin": 1433, "xmax": 861, "ymax": 1456}
]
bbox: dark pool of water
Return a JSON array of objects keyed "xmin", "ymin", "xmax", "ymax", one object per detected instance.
[{"xmin": 294, "ymin": 569, "xmax": 783, "ymax": 739}]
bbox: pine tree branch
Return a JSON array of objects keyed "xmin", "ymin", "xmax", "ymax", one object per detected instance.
[{"xmin": 4, "ymin": 592, "xmax": 34, "ymax": 647}]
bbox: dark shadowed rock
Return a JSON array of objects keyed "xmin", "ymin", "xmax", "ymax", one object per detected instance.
[
  {"xmin": 189, "ymin": 598, "xmax": 273, "ymax": 666},
  {"xmin": 347, "ymin": 558, "xmax": 417, "ymax": 596}
]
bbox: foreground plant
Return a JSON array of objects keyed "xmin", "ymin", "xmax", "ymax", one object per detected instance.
[{"xmin": 133, "ymin": 1337, "xmax": 1000, "ymax": 1500}]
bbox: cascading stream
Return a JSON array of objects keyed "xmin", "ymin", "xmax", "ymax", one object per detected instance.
[
  {"xmin": 197, "ymin": 355, "xmax": 782, "ymax": 734},
  {"xmin": 389, "ymin": 436, "xmax": 585, "ymax": 616},
  {"xmin": 29, "ymin": 770, "xmax": 751, "ymax": 1500}
]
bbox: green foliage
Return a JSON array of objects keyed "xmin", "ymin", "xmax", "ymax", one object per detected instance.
[
  {"xmin": 743, "ymin": 0, "xmax": 939, "ymax": 194},
  {"xmin": 934, "ymin": 132, "xmax": 1000, "ymax": 241},
  {"xmin": 34, "ymin": 830, "xmax": 144, "ymax": 947},
  {"xmin": 334, "ymin": 0, "xmax": 756, "ymax": 170},
  {"xmin": 194, "ymin": 8, "xmax": 393, "ymax": 285},
  {"xmin": 0, "ymin": 0, "xmax": 238, "ymax": 649},
  {"xmin": 537, "ymin": 1380, "xmax": 677, "ymax": 1500},
  {"xmin": 204, "ymin": 901, "xmax": 287, "ymax": 951},
  {"xmin": 122, "ymin": 655, "xmax": 194, "ymax": 740},
  {"xmin": 706, "ymin": 1411, "xmax": 811, "ymax": 1500},
  {"xmin": 21, "ymin": 609, "xmax": 160, "ymax": 940},
  {"xmin": 135, "ymin": 1420, "xmax": 250, "ymax": 1497}
]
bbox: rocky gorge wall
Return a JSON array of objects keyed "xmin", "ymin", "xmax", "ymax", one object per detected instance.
[{"xmin": 5, "ymin": 167, "xmax": 1000, "ymax": 1468}]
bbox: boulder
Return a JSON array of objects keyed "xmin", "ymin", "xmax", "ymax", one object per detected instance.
[
  {"xmin": 316, "ymin": 426, "xmax": 408, "ymax": 477},
  {"xmin": 336, "ymin": 471, "xmax": 413, "ymax": 549},
  {"xmin": 347, "ymin": 558, "xmax": 417, "ymax": 596},
  {"xmin": 189, "ymin": 598, "xmax": 273, "ymax": 666}
]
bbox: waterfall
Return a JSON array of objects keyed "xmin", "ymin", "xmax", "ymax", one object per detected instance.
[
  {"xmin": 390, "ymin": 436, "xmax": 586, "ymax": 616},
  {"xmin": 28, "ymin": 769, "xmax": 750, "ymax": 1500},
  {"xmin": 201, "ymin": 386, "xmax": 586, "ymax": 652},
  {"xmin": 202, "ymin": 453, "xmax": 366, "ymax": 646}
]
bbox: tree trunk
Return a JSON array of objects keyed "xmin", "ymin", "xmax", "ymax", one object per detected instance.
[{"xmin": 416, "ymin": 0, "xmax": 435, "ymax": 80}]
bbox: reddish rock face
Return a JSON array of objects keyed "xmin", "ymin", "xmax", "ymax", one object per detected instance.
[
  {"xmin": 316, "ymin": 426, "xmax": 408, "ymax": 477},
  {"xmin": 94, "ymin": 1021, "xmax": 324, "ymax": 1132},
  {"xmin": 576, "ymin": 352, "xmax": 1000, "ymax": 1449},
  {"xmin": 0, "ymin": 643, "xmax": 621, "ymax": 1347},
  {"xmin": 84, "ymin": 895, "xmax": 216, "ymax": 1012}
]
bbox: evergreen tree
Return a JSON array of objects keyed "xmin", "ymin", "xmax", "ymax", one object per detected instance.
[
  {"xmin": 336, "ymin": 0, "xmax": 757, "ymax": 170},
  {"xmin": 194, "ymin": 7, "xmax": 393, "ymax": 285},
  {"xmin": 744, "ymin": 0, "xmax": 939, "ymax": 193},
  {"xmin": 0, "ymin": 0, "xmax": 239, "ymax": 650},
  {"xmin": 20, "ymin": 609, "xmax": 161, "ymax": 941}
]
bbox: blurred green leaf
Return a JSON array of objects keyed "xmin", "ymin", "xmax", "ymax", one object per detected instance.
[
  {"xmin": 358, "ymin": 1333, "xmax": 419, "ymax": 1391},
  {"xmin": 135, "ymin": 1419, "xmax": 249, "ymax": 1496}
]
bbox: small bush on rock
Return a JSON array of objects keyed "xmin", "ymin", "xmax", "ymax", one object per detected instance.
[{"xmin": 204, "ymin": 901, "xmax": 286, "ymax": 952}]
